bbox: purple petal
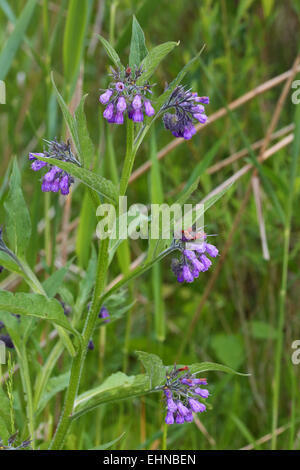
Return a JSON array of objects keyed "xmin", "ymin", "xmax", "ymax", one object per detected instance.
[
  {"xmin": 99, "ymin": 89, "xmax": 113, "ymax": 104},
  {"xmin": 59, "ymin": 175, "xmax": 70, "ymax": 195},
  {"xmin": 116, "ymin": 96, "xmax": 127, "ymax": 112},
  {"xmin": 165, "ymin": 411, "xmax": 174, "ymax": 425},
  {"xmin": 31, "ymin": 160, "xmax": 47, "ymax": 171},
  {"xmin": 103, "ymin": 103, "xmax": 114, "ymax": 120},
  {"xmin": 144, "ymin": 100, "xmax": 155, "ymax": 117},
  {"xmin": 132, "ymin": 94, "xmax": 142, "ymax": 110},
  {"xmin": 194, "ymin": 388, "xmax": 209, "ymax": 398},
  {"xmin": 205, "ymin": 243, "xmax": 219, "ymax": 257},
  {"xmin": 131, "ymin": 109, "xmax": 143, "ymax": 122}
]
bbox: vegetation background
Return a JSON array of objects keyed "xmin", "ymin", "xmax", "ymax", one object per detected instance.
[{"xmin": 0, "ymin": 0, "xmax": 300, "ymax": 450}]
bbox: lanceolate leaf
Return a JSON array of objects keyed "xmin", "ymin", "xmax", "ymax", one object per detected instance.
[
  {"xmin": 63, "ymin": 0, "xmax": 90, "ymax": 86},
  {"xmin": 137, "ymin": 41, "xmax": 179, "ymax": 84},
  {"xmin": 129, "ymin": 16, "xmax": 148, "ymax": 67},
  {"xmin": 186, "ymin": 362, "xmax": 250, "ymax": 376},
  {"xmin": 89, "ymin": 433, "xmax": 125, "ymax": 450},
  {"xmin": 97, "ymin": 35, "xmax": 123, "ymax": 69},
  {"xmin": 36, "ymin": 372, "xmax": 70, "ymax": 416},
  {"xmin": 4, "ymin": 159, "xmax": 31, "ymax": 258},
  {"xmin": 43, "ymin": 260, "xmax": 73, "ymax": 298},
  {"xmin": 155, "ymin": 46, "xmax": 205, "ymax": 111},
  {"xmin": 33, "ymin": 154, "xmax": 118, "ymax": 204},
  {"xmin": 75, "ymin": 94, "xmax": 95, "ymax": 168},
  {"xmin": 72, "ymin": 372, "xmax": 151, "ymax": 420},
  {"xmin": 51, "ymin": 73, "xmax": 80, "ymax": 154},
  {"xmin": 0, "ymin": 290, "xmax": 75, "ymax": 334}
]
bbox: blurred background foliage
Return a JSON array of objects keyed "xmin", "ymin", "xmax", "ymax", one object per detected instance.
[{"xmin": 0, "ymin": 0, "xmax": 300, "ymax": 450}]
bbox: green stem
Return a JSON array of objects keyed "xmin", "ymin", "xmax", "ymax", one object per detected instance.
[
  {"xmin": 49, "ymin": 237, "xmax": 109, "ymax": 450},
  {"xmin": 119, "ymin": 118, "xmax": 135, "ymax": 196},
  {"xmin": 162, "ymin": 422, "xmax": 168, "ymax": 450},
  {"xmin": 44, "ymin": 192, "xmax": 52, "ymax": 267},
  {"xmin": 19, "ymin": 348, "xmax": 35, "ymax": 449}
]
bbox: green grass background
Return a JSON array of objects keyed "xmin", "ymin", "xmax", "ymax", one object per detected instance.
[{"xmin": 0, "ymin": 0, "xmax": 300, "ymax": 450}]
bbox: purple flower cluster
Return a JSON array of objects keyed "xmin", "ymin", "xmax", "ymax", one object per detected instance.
[
  {"xmin": 29, "ymin": 139, "xmax": 77, "ymax": 196},
  {"xmin": 162, "ymin": 365, "xmax": 209, "ymax": 425},
  {"xmin": 171, "ymin": 229, "xmax": 219, "ymax": 283},
  {"xmin": 99, "ymin": 66, "xmax": 155, "ymax": 124},
  {"xmin": 162, "ymin": 86, "xmax": 209, "ymax": 140}
]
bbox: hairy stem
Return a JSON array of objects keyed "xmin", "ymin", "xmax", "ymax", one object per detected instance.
[{"xmin": 49, "ymin": 237, "xmax": 109, "ymax": 450}]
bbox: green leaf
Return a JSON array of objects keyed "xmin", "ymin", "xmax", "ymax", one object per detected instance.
[
  {"xmin": 129, "ymin": 16, "xmax": 148, "ymax": 67},
  {"xmin": 76, "ymin": 190, "xmax": 96, "ymax": 268},
  {"xmin": 33, "ymin": 154, "xmax": 118, "ymax": 204},
  {"xmin": 0, "ymin": 416, "xmax": 9, "ymax": 443},
  {"xmin": 187, "ymin": 361, "xmax": 250, "ymax": 376},
  {"xmin": 43, "ymin": 260, "xmax": 73, "ymax": 298},
  {"xmin": 136, "ymin": 351, "xmax": 166, "ymax": 387},
  {"xmin": 36, "ymin": 372, "xmax": 70, "ymax": 416},
  {"xmin": 210, "ymin": 335, "xmax": 246, "ymax": 371},
  {"xmin": 72, "ymin": 372, "xmax": 151, "ymax": 420},
  {"xmin": 0, "ymin": 0, "xmax": 37, "ymax": 80},
  {"xmin": 0, "ymin": 387, "xmax": 11, "ymax": 437},
  {"xmin": 4, "ymin": 159, "xmax": 31, "ymax": 258},
  {"xmin": 74, "ymin": 247, "xmax": 97, "ymax": 316},
  {"xmin": 0, "ymin": 308, "xmax": 35, "ymax": 355},
  {"xmin": 75, "ymin": 94, "xmax": 95, "ymax": 168},
  {"xmin": 63, "ymin": 0, "xmax": 90, "ymax": 86},
  {"xmin": 51, "ymin": 72, "xmax": 80, "ymax": 154},
  {"xmin": 137, "ymin": 41, "xmax": 179, "ymax": 84},
  {"xmin": 89, "ymin": 433, "xmax": 126, "ymax": 450},
  {"xmin": 0, "ymin": 251, "xmax": 23, "ymax": 275},
  {"xmin": 0, "ymin": 291, "xmax": 75, "ymax": 334},
  {"xmin": 97, "ymin": 35, "xmax": 123, "ymax": 69},
  {"xmin": 250, "ymin": 321, "xmax": 278, "ymax": 340},
  {"xmin": 155, "ymin": 46, "xmax": 205, "ymax": 111}
]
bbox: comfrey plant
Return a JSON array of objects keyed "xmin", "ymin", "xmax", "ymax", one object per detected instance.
[
  {"xmin": 161, "ymin": 365, "xmax": 209, "ymax": 424},
  {"xmin": 0, "ymin": 18, "xmax": 246, "ymax": 450}
]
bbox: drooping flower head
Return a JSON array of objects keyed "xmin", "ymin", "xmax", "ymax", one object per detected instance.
[
  {"xmin": 99, "ymin": 65, "xmax": 155, "ymax": 124},
  {"xmin": 162, "ymin": 86, "xmax": 209, "ymax": 140},
  {"xmin": 159, "ymin": 365, "xmax": 209, "ymax": 425},
  {"xmin": 171, "ymin": 227, "xmax": 219, "ymax": 283},
  {"xmin": 29, "ymin": 139, "xmax": 78, "ymax": 196}
]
